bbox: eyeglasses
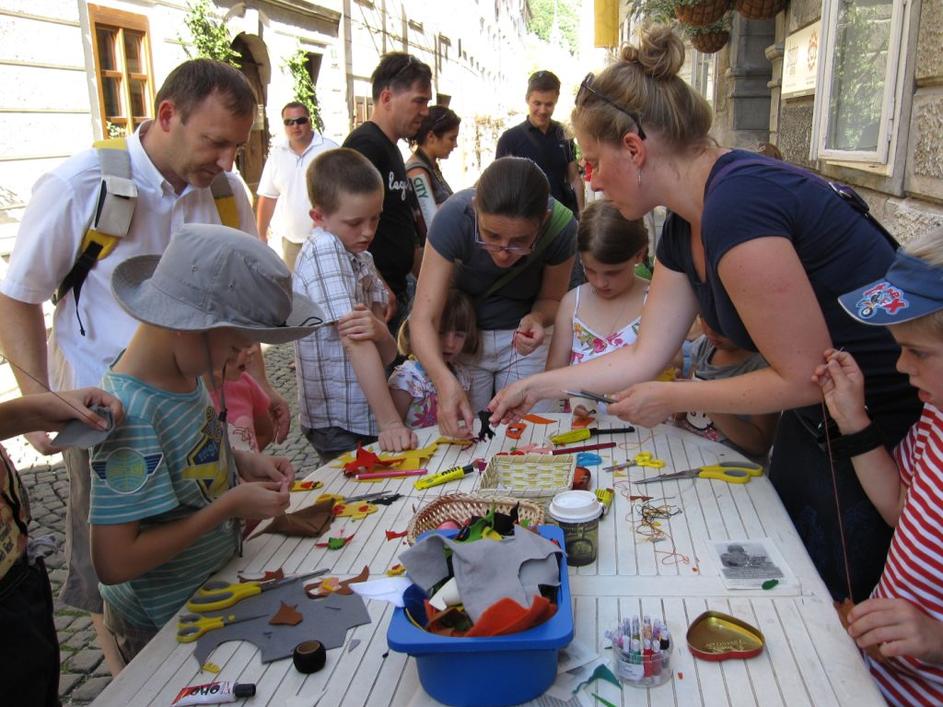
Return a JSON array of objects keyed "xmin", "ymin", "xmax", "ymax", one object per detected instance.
[
  {"xmin": 473, "ymin": 213, "xmax": 537, "ymax": 255},
  {"xmin": 576, "ymin": 73, "xmax": 646, "ymax": 140},
  {"xmin": 283, "ymin": 116, "xmax": 310, "ymax": 126}
]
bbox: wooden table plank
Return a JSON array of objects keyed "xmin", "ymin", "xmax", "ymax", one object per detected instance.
[{"xmin": 92, "ymin": 416, "xmax": 884, "ymax": 707}]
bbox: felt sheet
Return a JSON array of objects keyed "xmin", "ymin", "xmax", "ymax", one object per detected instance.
[
  {"xmin": 400, "ymin": 525, "xmax": 562, "ymax": 622},
  {"xmin": 51, "ymin": 406, "xmax": 114, "ymax": 448},
  {"xmin": 251, "ymin": 498, "xmax": 335, "ymax": 538},
  {"xmin": 192, "ymin": 579, "xmax": 370, "ymax": 665}
]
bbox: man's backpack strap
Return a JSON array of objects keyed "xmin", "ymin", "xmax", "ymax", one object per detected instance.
[
  {"xmin": 483, "ymin": 199, "xmax": 573, "ymax": 299},
  {"xmin": 55, "ymin": 138, "xmax": 138, "ymax": 334},
  {"xmin": 55, "ymin": 137, "xmax": 240, "ymax": 335},
  {"xmin": 210, "ymin": 172, "xmax": 240, "ymax": 229}
]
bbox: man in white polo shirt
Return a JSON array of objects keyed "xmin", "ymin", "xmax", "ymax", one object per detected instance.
[
  {"xmin": 256, "ymin": 102, "xmax": 338, "ymax": 269},
  {"xmin": 0, "ymin": 59, "xmax": 288, "ymax": 675}
]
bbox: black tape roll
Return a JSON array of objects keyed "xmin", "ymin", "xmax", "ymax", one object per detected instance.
[{"xmin": 293, "ymin": 639, "xmax": 326, "ymax": 673}]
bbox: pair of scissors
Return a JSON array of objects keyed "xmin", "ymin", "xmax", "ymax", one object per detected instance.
[
  {"xmin": 176, "ymin": 611, "xmax": 267, "ymax": 643},
  {"xmin": 186, "ymin": 569, "xmax": 329, "ymax": 613},
  {"xmin": 602, "ymin": 452, "xmax": 666, "ymax": 472},
  {"xmin": 635, "ymin": 461, "xmax": 764, "ymax": 485}
]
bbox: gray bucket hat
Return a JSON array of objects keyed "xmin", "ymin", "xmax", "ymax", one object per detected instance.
[{"xmin": 112, "ymin": 223, "xmax": 323, "ymax": 345}]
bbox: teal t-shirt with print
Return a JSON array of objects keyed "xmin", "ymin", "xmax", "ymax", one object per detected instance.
[{"xmin": 90, "ymin": 371, "xmax": 238, "ymax": 630}]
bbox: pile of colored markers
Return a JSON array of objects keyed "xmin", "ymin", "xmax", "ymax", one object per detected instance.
[{"xmin": 606, "ymin": 615, "xmax": 673, "ymax": 687}]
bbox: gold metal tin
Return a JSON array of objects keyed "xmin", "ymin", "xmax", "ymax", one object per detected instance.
[{"xmin": 686, "ymin": 611, "xmax": 765, "ymax": 661}]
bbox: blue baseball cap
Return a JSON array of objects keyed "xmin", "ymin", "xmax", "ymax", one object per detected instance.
[{"xmin": 838, "ymin": 250, "xmax": 943, "ymax": 326}]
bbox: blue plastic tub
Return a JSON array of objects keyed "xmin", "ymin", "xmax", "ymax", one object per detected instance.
[{"xmin": 387, "ymin": 525, "xmax": 573, "ymax": 707}]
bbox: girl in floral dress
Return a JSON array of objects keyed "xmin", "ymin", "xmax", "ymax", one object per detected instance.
[
  {"xmin": 545, "ymin": 200, "xmax": 650, "ymax": 414},
  {"xmin": 389, "ymin": 289, "xmax": 479, "ymax": 428}
]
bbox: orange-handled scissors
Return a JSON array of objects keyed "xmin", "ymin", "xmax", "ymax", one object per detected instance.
[
  {"xmin": 176, "ymin": 611, "xmax": 267, "ymax": 643},
  {"xmin": 186, "ymin": 569, "xmax": 328, "ymax": 613},
  {"xmin": 635, "ymin": 461, "xmax": 764, "ymax": 485}
]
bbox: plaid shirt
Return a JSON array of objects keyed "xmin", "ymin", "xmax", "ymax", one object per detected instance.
[{"xmin": 293, "ymin": 228, "xmax": 388, "ymax": 434}]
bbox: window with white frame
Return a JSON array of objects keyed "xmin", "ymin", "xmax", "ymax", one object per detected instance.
[{"xmin": 812, "ymin": 0, "xmax": 913, "ymax": 165}]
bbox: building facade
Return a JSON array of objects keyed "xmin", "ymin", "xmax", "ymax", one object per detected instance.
[{"xmin": 0, "ymin": 0, "xmax": 533, "ymax": 259}]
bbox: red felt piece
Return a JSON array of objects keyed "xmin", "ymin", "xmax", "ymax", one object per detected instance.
[
  {"xmin": 343, "ymin": 444, "xmax": 395, "ymax": 475},
  {"xmin": 523, "ymin": 414, "xmax": 554, "ymax": 425},
  {"xmin": 385, "ymin": 529, "xmax": 408, "ymax": 541},
  {"xmin": 506, "ymin": 422, "xmax": 526, "ymax": 440},
  {"xmin": 465, "ymin": 596, "xmax": 556, "ymax": 637},
  {"xmin": 269, "ymin": 601, "xmax": 303, "ymax": 626}
]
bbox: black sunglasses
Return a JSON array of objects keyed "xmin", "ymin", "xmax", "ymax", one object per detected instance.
[
  {"xmin": 576, "ymin": 73, "xmax": 646, "ymax": 140},
  {"xmin": 283, "ymin": 116, "xmax": 310, "ymax": 126}
]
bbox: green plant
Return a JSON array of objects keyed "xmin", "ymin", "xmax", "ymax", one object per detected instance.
[
  {"xmin": 180, "ymin": 0, "xmax": 240, "ymax": 66},
  {"xmin": 683, "ymin": 13, "xmax": 730, "ymax": 35},
  {"xmin": 629, "ymin": 0, "xmax": 679, "ymax": 22},
  {"xmin": 105, "ymin": 121, "xmax": 126, "ymax": 138},
  {"xmin": 285, "ymin": 48, "xmax": 324, "ymax": 133}
]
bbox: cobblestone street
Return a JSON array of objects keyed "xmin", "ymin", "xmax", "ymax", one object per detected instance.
[{"xmin": 11, "ymin": 344, "xmax": 307, "ymax": 705}]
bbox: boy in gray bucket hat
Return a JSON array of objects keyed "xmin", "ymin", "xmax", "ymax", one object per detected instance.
[{"xmin": 87, "ymin": 223, "xmax": 322, "ymax": 663}]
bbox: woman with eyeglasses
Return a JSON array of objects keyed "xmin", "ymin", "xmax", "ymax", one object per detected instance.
[
  {"xmin": 490, "ymin": 25, "xmax": 920, "ymax": 604},
  {"xmin": 407, "ymin": 106, "xmax": 461, "ymax": 236},
  {"xmin": 409, "ymin": 156, "xmax": 577, "ymax": 435}
]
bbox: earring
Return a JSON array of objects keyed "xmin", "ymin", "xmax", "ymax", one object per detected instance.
[{"xmin": 637, "ymin": 169, "xmax": 642, "ymax": 187}]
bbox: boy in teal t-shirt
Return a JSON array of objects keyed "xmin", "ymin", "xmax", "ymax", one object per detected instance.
[{"xmin": 88, "ymin": 223, "xmax": 322, "ymax": 664}]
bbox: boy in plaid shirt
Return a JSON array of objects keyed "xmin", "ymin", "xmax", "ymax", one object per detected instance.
[{"xmin": 294, "ymin": 149, "xmax": 419, "ymax": 462}]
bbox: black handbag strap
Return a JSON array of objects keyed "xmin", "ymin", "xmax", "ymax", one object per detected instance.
[{"xmin": 706, "ymin": 156, "xmax": 899, "ymax": 250}]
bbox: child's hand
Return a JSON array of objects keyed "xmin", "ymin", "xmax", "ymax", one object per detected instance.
[
  {"xmin": 236, "ymin": 450, "xmax": 294, "ymax": 484},
  {"xmin": 848, "ymin": 597, "xmax": 943, "ymax": 664},
  {"xmin": 20, "ymin": 388, "xmax": 124, "ymax": 454},
  {"xmin": 225, "ymin": 480, "xmax": 290, "ymax": 520},
  {"xmin": 338, "ymin": 305, "xmax": 386, "ymax": 342},
  {"xmin": 513, "ymin": 315, "xmax": 545, "ymax": 355},
  {"xmin": 811, "ymin": 348, "xmax": 870, "ymax": 434},
  {"xmin": 378, "ymin": 422, "xmax": 418, "ymax": 452}
]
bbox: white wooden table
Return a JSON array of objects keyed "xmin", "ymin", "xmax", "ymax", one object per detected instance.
[{"xmin": 93, "ymin": 416, "xmax": 885, "ymax": 707}]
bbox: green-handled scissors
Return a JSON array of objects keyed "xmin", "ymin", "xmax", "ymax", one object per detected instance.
[
  {"xmin": 186, "ymin": 569, "xmax": 329, "ymax": 613},
  {"xmin": 176, "ymin": 611, "xmax": 268, "ymax": 643},
  {"xmin": 635, "ymin": 461, "xmax": 764, "ymax": 485}
]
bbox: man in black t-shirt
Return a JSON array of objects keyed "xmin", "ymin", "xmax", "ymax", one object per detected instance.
[
  {"xmin": 496, "ymin": 70, "xmax": 583, "ymax": 218},
  {"xmin": 343, "ymin": 53, "xmax": 432, "ymax": 334}
]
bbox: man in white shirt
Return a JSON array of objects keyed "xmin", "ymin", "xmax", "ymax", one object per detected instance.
[
  {"xmin": 0, "ymin": 59, "xmax": 288, "ymax": 674},
  {"xmin": 255, "ymin": 102, "xmax": 338, "ymax": 269}
]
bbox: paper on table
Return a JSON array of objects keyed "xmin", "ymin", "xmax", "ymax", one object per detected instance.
[
  {"xmin": 545, "ymin": 657, "xmax": 609, "ymax": 701},
  {"xmin": 708, "ymin": 537, "xmax": 798, "ymax": 590},
  {"xmin": 556, "ymin": 639, "xmax": 598, "ymax": 674}
]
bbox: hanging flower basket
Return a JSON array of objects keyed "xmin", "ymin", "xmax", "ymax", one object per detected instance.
[
  {"xmin": 675, "ymin": 0, "xmax": 730, "ymax": 27},
  {"xmin": 734, "ymin": 0, "xmax": 785, "ymax": 19},
  {"xmin": 690, "ymin": 28, "xmax": 730, "ymax": 53}
]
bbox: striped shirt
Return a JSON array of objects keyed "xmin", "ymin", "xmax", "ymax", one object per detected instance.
[
  {"xmin": 867, "ymin": 403, "xmax": 943, "ymax": 706},
  {"xmin": 293, "ymin": 227, "xmax": 387, "ymax": 435},
  {"xmin": 90, "ymin": 371, "xmax": 237, "ymax": 629}
]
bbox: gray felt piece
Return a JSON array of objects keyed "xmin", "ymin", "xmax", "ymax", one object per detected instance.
[
  {"xmin": 400, "ymin": 526, "xmax": 562, "ymax": 622},
  {"xmin": 52, "ymin": 406, "xmax": 114, "ymax": 448},
  {"xmin": 191, "ymin": 579, "xmax": 370, "ymax": 666}
]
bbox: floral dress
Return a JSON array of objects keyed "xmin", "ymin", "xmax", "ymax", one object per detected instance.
[
  {"xmin": 569, "ymin": 284, "xmax": 642, "ymax": 365},
  {"xmin": 388, "ymin": 358, "xmax": 472, "ymax": 428}
]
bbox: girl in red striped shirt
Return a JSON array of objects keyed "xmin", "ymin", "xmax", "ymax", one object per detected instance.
[{"xmin": 814, "ymin": 226, "xmax": 943, "ymax": 706}]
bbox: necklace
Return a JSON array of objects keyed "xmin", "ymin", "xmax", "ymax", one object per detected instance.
[{"xmin": 588, "ymin": 285, "xmax": 634, "ymax": 336}]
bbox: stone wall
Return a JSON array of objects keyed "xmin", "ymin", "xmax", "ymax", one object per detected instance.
[{"xmin": 763, "ymin": 0, "xmax": 943, "ymax": 244}]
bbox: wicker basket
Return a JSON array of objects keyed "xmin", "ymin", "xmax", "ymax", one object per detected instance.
[
  {"xmin": 676, "ymin": 0, "xmax": 730, "ymax": 27},
  {"xmin": 691, "ymin": 29, "xmax": 730, "ymax": 53},
  {"xmin": 734, "ymin": 0, "xmax": 785, "ymax": 18},
  {"xmin": 406, "ymin": 493, "xmax": 545, "ymax": 544},
  {"xmin": 478, "ymin": 453, "xmax": 577, "ymax": 511}
]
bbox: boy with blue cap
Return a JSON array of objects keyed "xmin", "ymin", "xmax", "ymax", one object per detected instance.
[
  {"xmin": 88, "ymin": 223, "xmax": 322, "ymax": 665},
  {"xmin": 814, "ymin": 227, "xmax": 943, "ymax": 705}
]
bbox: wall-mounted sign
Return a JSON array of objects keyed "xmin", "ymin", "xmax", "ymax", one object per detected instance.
[{"xmin": 782, "ymin": 21, "xmax": 820, "ymax": 97}]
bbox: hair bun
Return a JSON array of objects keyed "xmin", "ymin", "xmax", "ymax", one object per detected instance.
[{"xmin": 620, "ymin": 24, "xmax": 685, "ymax": 80}]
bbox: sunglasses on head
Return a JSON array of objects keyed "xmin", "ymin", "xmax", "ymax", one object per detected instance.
[
  {"xmin": 283, "ymin": 116, "xmax": 310, "ymax": 126},
  {"xmin": 576, "ymin": 73, "xmax": 646, "ymax": 140}
]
